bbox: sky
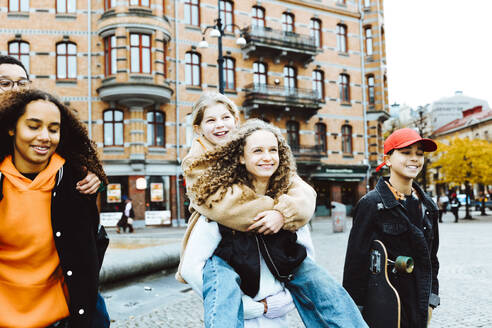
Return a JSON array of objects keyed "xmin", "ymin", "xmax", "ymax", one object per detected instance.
[{"xmin": 384, "ymin": 0, "xmax": 492, "ymax": 108}]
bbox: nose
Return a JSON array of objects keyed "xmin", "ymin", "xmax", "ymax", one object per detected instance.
[
  {"xmin": 12, "ymin": 83, "xmax": 21, "ymax": 91},
  {"xmin": 37, "ymin": 127, "xmax": 50, "ymax": 141},
  {"xmin": 261, "ymin": 151, "xmax": 273, "ymax": 161}
]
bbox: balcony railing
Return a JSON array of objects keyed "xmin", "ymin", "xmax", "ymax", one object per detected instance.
[
  {"xmin": 244, "ymin": 83, "xmax": 321, "ymax": 102},
  {"xmin": 241, "ymin": 25, "xmax": 319, "ymax": 62},
  {"xmin": 290, "ymin": 145, "xmax": 327, "ymax": 163}
]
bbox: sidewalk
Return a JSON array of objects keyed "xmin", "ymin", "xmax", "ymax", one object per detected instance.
[{"xmin": 100, "ymin": 211, "xmax": 492, "ymax": 285}]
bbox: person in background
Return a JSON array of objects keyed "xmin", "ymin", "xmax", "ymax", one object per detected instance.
[
  {"xmin": 0, "ymin": 55, "xmax": 101, "ymax": 195},
  {"xmin": 343, "ymin": 128, "xmax": 440, "ymax": 328},
  {"xmin": 449, "ymin": 193, "xmax": 461, "ymax": 223},
  {"xmin": 0, "ymin": 89, "xmax": 109, "ymax": 327},
  {"xmin": 117, "ymin": 197, "xmax": 134, "ymax": 233}
]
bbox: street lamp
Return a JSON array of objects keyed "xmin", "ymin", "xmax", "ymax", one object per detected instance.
[
  {"xmin": 416, "ymin": 105, "xmax": 428, "ymax": 192},
  {"xmin": 198, "ymin": 0, "xmax": 246, "ymax": 94}
]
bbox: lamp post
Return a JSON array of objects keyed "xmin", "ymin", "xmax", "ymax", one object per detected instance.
[
  {"xmin": 198, "ymin": 0, "xmax": 246, "ymax": 94},
  {"xmin": 417, "ymin": 105, "xmax": 428, "ymax": 192}
]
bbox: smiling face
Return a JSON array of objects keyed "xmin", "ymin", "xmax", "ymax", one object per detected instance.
[
  {"xmin": 240, "ymin": 129, "xmax": 280, "ymax": 183},
  {"xmin": 10, "ymin": 100, "xmax": 61, "ymax": 173},
  {"xmin": 385, "ymin": 142, "xmax": 424, "ymax": 181},
  {"xmin": 195, "ymin": 103, "xmax": 238, "ymax": 146}
]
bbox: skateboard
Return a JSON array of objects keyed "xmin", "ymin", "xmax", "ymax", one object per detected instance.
[{"xmin": 362, "ymin": 240, "xmax": 414, "ymax": 328}]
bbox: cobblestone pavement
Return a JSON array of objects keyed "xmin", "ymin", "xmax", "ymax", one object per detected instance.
[{"xmin": 108, "ymin": 211, "xmax": 492, "ymax": 327}]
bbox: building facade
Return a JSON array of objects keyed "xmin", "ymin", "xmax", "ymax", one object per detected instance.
[{"xmin": 1, "ymin": 0, "xmax": 388, "ymax": 222}]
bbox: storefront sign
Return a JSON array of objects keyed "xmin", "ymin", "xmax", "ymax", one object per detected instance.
[
  {"xmin": 150, "ymin": 183, "xmax": 164, "ymax": 202},
  {"xmin": 145, "ymin": 210, "xmax": 171, "ymax": 225},
  {"xmin": 107, "ymin": 183, "xmax": 121, "ymax": 203},
  {"xmin": 100, "ymin": 212, "xmax": 121, "ymax": 227}
]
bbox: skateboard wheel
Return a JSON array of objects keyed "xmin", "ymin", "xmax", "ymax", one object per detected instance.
[{"xmin": 395, "ymin": 256, "xmax": 414, "ymax": 274}]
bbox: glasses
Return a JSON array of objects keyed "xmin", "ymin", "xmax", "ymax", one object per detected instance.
[{"xmin": 0, "ymin": 79, "xmax": 32, "ymax": 91}]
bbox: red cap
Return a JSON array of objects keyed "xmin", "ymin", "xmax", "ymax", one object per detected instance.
[{"xmin": 376, "ymin": 128, "xmax": 437, "ymax": 172}]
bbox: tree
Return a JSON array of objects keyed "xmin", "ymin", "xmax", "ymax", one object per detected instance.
[{"xmin": 431, "ymin": 137, "xmax": 492, "ymax": 219}]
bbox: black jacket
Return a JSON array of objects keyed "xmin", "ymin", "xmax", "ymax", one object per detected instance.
[
  {"xmin": 0, "ymin": 164, "xmax": 108, "ymax": 328},
  {"xmin": 343, "ymin": 177, "xmax": 440, "ymax": 328},
  {"xmin": 214, "ymin": 224, "xmax": 306, "ymax": 297}
]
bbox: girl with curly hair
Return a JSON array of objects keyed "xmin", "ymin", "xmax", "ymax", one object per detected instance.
[
  {"xmin": 0, "ymin": 89, "xmax": 109, "ymax": 328},
  {"xmin": 180, "ymin": 118, "xmax": 367, "ymax": 327}
]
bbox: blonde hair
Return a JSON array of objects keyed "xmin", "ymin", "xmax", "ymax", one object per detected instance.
[
  {"xmin": 188, "ymin": 119, "xmax": 296, "ymax": 206},
  {"xmin": 191, "ymin": 91, "xmax": 240, "ymax": 127}
]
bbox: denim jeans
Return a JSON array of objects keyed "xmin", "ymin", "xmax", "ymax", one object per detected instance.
[
  {"xmin": 203, "ymin": 255, "xmax": 244, "ymax": 328},
  {"xmin": 286, "ymin": 257, "xmax": 368, "ymax": 328}
]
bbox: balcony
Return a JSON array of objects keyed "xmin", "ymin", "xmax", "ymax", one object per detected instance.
[
  {"xmin": 240, "ymin": 25, "xmax": 320, "ymax": 63},
  {"xmin": 291, "ymin": 145, "xmax": 326, "ymax": 164},
  {"xmin": 242, "ymin": 83, "xmax": 323, "ymax": 119},
  {"xmin": 97, "ymin": 77, "xmax": 173, "ymax": 107}
]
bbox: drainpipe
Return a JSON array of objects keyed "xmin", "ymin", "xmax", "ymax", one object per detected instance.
[
  {"xmin": 375, "ymin": 0, "xmax": 386, "ymax": 113},
  {"xmin": 174, "ymin": 0, "xmax": 181, "ymax": 226},
  {"xmin": 87, "ymin": 0, "xmax": 92, "ymax": 138},
  {"xmin": 358, "ymin": 0, "xmax": 370, "ymax": 192}
]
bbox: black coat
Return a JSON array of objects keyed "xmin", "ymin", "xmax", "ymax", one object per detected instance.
[
  {"xmin": 343, "ymin": 177, "xmax": 440, "ymax": 328},
  {"xmin": 0, "ymin": 164, "xmax": 107, "ymax": 328}
]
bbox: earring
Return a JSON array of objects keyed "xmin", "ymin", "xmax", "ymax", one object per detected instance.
[{"xmin": 8, "ymin": 131, "xmax": 14, "ymax": 136}]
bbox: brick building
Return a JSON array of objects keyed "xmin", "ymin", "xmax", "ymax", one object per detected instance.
[{"xmin": 1, "ymin": 0, "xmax": 388, "ymax": 223}]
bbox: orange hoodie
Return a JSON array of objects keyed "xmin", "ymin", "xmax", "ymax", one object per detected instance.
[{"xmin": 0, "ymin": 154, "xmax": 70, "ymax": 328}]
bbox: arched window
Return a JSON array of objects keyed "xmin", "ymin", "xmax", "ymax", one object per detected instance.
[
  {"xmin": 129, "ymin": 0, "xmax": 150, "ymax": 6},
  {"xmin": 367, "ymin": 74, "xmax": 375, "ymax": 105},
  {"xmin": 130, "ymin": 33, "xmax": 151, "ymax": 73},
  {"xmin": 253, "ymin": 61, "xmax": 267, "ymax": 86},
  {"xmin": 104, "ymin": 109, "xmax": 124, "ymax": 146},
  {"xmin": 252, "ymin": 6, "xmax": 265, "ymax": 28},
  {"xmin": 310, "ymin": 18, "xmax": 322, "ymax": 48},
  {"xmin": 339, "ymin": 73, "xmax": 350, "ymax": 103},
  {"xmin": 223, "ymin": 56, "xmax": 235, "ymax": 90},
  {"xmin": 184, "ymin": 0, "xmax": 200, "ymax": 26},
  {"xmin": 104, "ymin": 35, "xmax": 117, "ymax": 76},
  {"xmin": 286, "ymin": 121, "xmax": 300, "ymax": 149},
  {"xmin": 8, "ymin": 40, "xmax": 30, "ymax": 74},
  {"xmin": 282, "ymin": 12, "xmax": 295, "ymax": 32},
  {"xmin": 147, "ymin": 111, "xmax": 165, "ymax": 146},
  {"xmin": 315, "ymin": 122, "xmax": 327, "ymax": 152},
  {"xmin": 284, "ymin": 66, "xmax": 296, "ymax": 90},
  {"xmin": 312, "ymin": 69, "xmax": 324, "ymax": 99},
  {"xmin": 364, "ymin": 25, "xmax": 373, "ymax": 55},
  {"xmin": 341, "ymin": 124, "xmax": 352, "ymax": 154},
  {"xmin": 336, "ymin": 24, "xmax": 347, "ymax": 52},
  {"xmin": 56, "ymin": 0, "xmax": 76, "ymax": 13},
  {"xmin": 56, "ymin": 41, "xmax": 77, "ymax": 79},
  {"xmin": 185, "ymin": 51, "xmax": 201, "ymax": 86},
  {"xmin": 9, "ymin": 0, "xmax": 29, "ymax": 12},
  {"xmin": 220, "ymin": 0, "xmax": 234, "ymax": 32}
]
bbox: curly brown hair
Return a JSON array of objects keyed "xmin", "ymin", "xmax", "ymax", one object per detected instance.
[
  {"xmin": 188, "ymin": 119, "xmax": 296, "ymax": 206},
  {"xmin": 0, "ymin": 89, "xmax": 107, "ymax": 184}
]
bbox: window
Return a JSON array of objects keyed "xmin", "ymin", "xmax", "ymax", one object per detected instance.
[
  {"xmin": 56, "ymin": 0, "xmax": 76, "ymax": 13},
  {"xmin": 339, "ymin": 73, "xmax": 350, "ymax": 103},
  {"xmin": 341, "ymin": 125, "xmax": 352, "ymax": 154},
  {"xmin": 336, "ymin": 24, "xmax": 347, "ymax": 52},
  {"xmin": 184, "ymin": 0, "xmax": 200, "ymax": 26},
  {"xmin": 253, "ymin": 61, "xmax": 267, "ymax": 86},
  {"xmin": 104, "ymin": 0, "xmax": 115, "ymax": 10},
  {"xmin": 56, "ymin": 42, "xmax": 77, "ymax": 79},
  {"xmin": 9, "ymin": 0, "xmax": 29, "ymax": 12},
  {"xmin": 282, "ymin": 12, "xmax": 295, "ymax": 32},
  {"xmin": 147, "ymin": 111, "xmax": 165, "ymax": 146},
  {"xmin": 363, "ymin": 0, "xmax": 371, "ymax": 8},
  {"xmin": 130, "ymin": 33, "xmax": 151, "ymax": 74},
  {"xmin": 252, "ymin": 6, "xmax": 265, "ymax": 28},
  {"xmin": 220, "ymin": 0, "xmax": 234, "ymax": 33},
  {"xmin": 104, "ymin": 35, "xmax": 117, "ymax": 76},
  {"xmin": 223, "ymin": 57, "xmax": 235, "ymax": 90},
  {"xmin": 8, "ymin": 40, "xmax": 30, "ymax": 74},
  {"xmin": 364, "ymin": 26, "xmax": 373, "ymax": 55},
  {"xmin": 129, "ymin": 0, "xmax": 150, "ymax": 6},
  {"xmin": 104, "ymin": 109, "xmax": 124, "ymax": 146},
  {"xmin": 286, "ymin": 121, "xmax": 300, "ymax": 149},
  {"xmin": 315, "ymin": 122, "xmax": 327, "ymax": 152},
  {"xmin": 162, "ymin": 41, "xmax": 167, "ymax": 78},
  {"xmin": 310, "ymin": 18, "xmax": 322, "ymax": 48},
  {"xmin": 312, "ymin": 70, "xmax": 324, "ymax": 99},
  {"xmin": 284, "ymin": 66, "xmax": 296, "ymax": 90},
  {"xmin": 367, "ymin": 74, "xmax": 375, "ymax": 105},
  {"xmin": 185, "ymin": 51, "xmax": 201, "ymax": 86}
]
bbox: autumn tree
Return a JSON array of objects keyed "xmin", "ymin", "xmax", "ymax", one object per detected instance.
[{"xmin": 431, "ymin": 137, "xmax": 492, "ymax": 219}]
